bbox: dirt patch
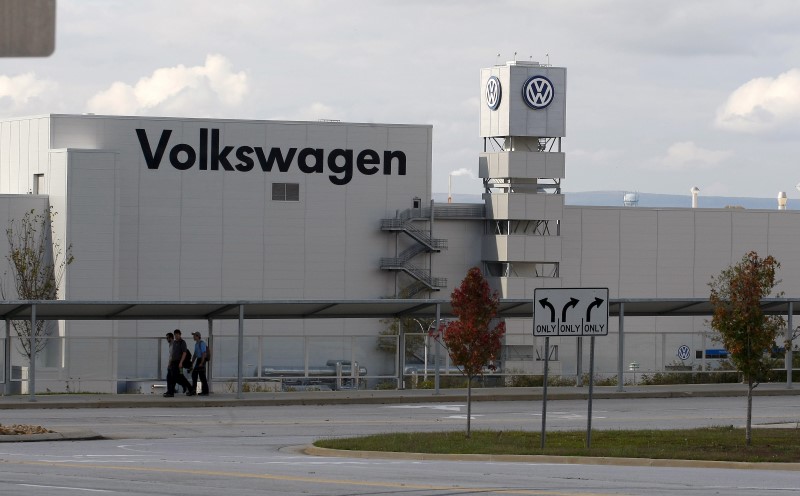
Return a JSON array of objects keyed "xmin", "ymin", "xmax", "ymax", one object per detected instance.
[{"xmin": 0, "ymin": 424, "xmax": 53, "ymax": 435}]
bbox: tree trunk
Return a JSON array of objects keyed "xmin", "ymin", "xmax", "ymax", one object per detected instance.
[
  {"xmin": 466, "ymin": 376, "xmax": 472, "ymax": 438},
  {"xmin": 746, "ymin": 376, "xmax": 753, "ymax": 447}
]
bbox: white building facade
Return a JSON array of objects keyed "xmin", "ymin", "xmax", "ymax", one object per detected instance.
[{"xmin": 0, "ymin": 61, "xmax": 798, "ymax": 392}]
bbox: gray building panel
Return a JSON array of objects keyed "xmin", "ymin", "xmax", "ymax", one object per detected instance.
[
  {"xmin": 693, "ymin": 211, "xmax": 734, "ymax": 294},
  {"xmin": 619, "ymin": 208, "xmax": 658, "ymax": 297}
]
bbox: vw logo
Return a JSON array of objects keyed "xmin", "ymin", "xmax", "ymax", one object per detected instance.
[
  {"xmin": 486, "ymin": 76, "xmax": 501, "ymax": 110},
  {"xmin": 522, "ymin": 75, "xmax": 554, "ymax": 109},
  {"xmin": 677, "ymin": 345, "xmax": 691, "ymax": 361}
]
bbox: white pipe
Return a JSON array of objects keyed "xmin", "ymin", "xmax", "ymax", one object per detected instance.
[{"xmin": 448, "ymin": 174, "xmax": 452, "ymax": 203}]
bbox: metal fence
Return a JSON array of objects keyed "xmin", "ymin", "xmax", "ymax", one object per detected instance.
[{"xmin": 1, "ymin": 329, "xmax": 796, "ymax": 395}]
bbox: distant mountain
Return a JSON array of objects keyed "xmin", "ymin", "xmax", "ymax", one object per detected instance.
[{"xmin": 432, "ymin": 191, "xmax": 793, "ymax": 210}]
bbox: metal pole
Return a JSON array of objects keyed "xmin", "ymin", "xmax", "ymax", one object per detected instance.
[
  {"xmin": 398, "ymin": 320, "xmax": 405, "ymax": 390},
  {"xmin": 207, "ymin": 318, "xmax": 213, "ymax": 393},
  {"xmin": 157, "ymin": 336, "xmax": 163, "ymax": 384},
  {"xmin": 787, "ymin": 302, "xmax": 793, "ymax": 389},
  {"xmin": 434, "ymin": 303, "xmax": 441, "ymax": 394},
  {"xmin": 541, "ymin": 336, "xmax": 549, "ymax": 449},
  {"xmin": 29, "ymin": 304, "xmax": 36, "ymax": 402},
  {"xmin": 236, "ymin": 304, "xmax": 244, "ymax": 399},
  {"xmin": 576, "ymin": 336, "xmax": 583, "ymax": 387},
  {"xmin": 617, "ymin": 302, "xmax": 625, "ymax": 392},
  {"xmin": 586, "ymin": 335, "xmax": 596, "ymax": 448},
  {"xmin": 3, "ymin": 319, "xmax": 10, "ymax": 395},
  {"xmin": 429, "ymin": 199, "xmax": 435, "ymax": 290},
  {"xmin": 423, "ymin": 333, "xmax": 428, "ymax": 382}
]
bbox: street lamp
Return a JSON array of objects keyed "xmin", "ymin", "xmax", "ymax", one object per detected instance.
[{"xmin": 628, "ymin": 361, "xmax": 640, "ymax": 385}]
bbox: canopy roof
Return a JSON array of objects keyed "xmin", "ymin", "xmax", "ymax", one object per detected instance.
[{"xmin": 0, "ymin": 298, "xmax": 797, "ymax": 321}]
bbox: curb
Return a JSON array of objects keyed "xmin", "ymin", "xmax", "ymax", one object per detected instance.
[
  {"xmin": 1, "ymin": 384, "xmax": 798, "ymax": 409},
  {"xmin": 0, "ymin": 430, "xmax": 103, "ymax": 443},
  {"xmin": 303, "ymin": 445, "xmax": 800, "ymax": 471}
]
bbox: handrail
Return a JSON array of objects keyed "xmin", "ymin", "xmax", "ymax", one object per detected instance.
[
  {"xmin": 380, "ymin": 219, "xmax": 447, "ymax": 250},
  {"xmin": 393, "ymin": 204, "xmax": 485, "ymax": 220}
]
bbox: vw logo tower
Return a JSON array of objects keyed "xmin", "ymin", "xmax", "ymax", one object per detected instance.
[{"xmin": 480, "ymin": 60, "xmax": 567, "ymax": 372}]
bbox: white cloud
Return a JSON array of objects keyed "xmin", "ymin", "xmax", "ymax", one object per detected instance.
[
  {"xmin": 86, "ymin": 54, "xmax": 248, "ymax": 116},
  {"xmin": 287, "ymin": 102, "xmax": 342, "ymax": 122},
  {"xmin": 699, "ymin": 181, "xmax": 732, "ymax": 197},
  {"xmin": 449, "ymin": 167, "xmax": 476, "ymax": 179},
  {"xmin": 0, "ymin": 73, "xmax": 58, "ymax": 113},
  {"xmin": 656, "ymin": 141, "xmax": 732, "ymax": 170},
  {"xmin": 715, "ymin": 68, "xmax": 800, "ymax": 133},
  {"xmin": 570, "ymin": 148, "xmax": 624, "ymax": 164}
]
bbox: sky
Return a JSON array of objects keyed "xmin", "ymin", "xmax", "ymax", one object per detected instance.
[{"xmin": 2, "ymin": 0, "xmax": 800, "ymax": 200}]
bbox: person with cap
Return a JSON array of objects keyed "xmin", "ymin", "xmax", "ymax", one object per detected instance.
[
  {"xmin": 164, "ymin": 329, "xmax": 192, "ymax": 397},
  {"xmin": 190, "ymin": 331, "xmax": 209, "ymax": 396}
]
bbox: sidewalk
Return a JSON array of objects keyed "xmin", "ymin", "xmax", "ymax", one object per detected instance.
[{"xmin": 1, "ymin": 382, "xmax": 797, "ymax": 409}]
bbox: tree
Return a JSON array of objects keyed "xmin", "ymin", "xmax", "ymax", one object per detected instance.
[
  {"xmin": 708, "ymin": 251, "xmax": 783, "ymax": 446},
  {"xmin": 432, "ymin": 267, "xmax": 505, "ymax": 437},
  {"xmin": 1, "ymin": 207, "xmax": 73, "ymax": 360}
]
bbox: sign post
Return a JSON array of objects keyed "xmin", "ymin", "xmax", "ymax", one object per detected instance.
[{"xmin": 534, "ymin": 288, "xmax": 609, "ymax": 449}]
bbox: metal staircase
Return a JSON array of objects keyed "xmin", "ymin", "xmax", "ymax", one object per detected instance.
[
  {"xmin": 380, "ymin": 208, "xmax": 448, "ymax": 296},
  {"xmin": 379, "ymin": 219, "xmax": 447, "ymax": 251}
]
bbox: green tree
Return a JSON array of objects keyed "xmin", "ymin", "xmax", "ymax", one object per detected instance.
[
  {"xmin": 433, "ymin": 267, "xmax": 505, "ymax": 437},
  {"xmin": 1, "ymin": 207, "xmax": 73, "ymax": 359},
  {"xmin": 708, "ymin": 251, "xmax": 783, "ymax": 446}
]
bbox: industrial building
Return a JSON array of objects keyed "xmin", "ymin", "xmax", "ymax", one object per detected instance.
[{"xmin": 0, "ymin": 61, "xmax": 798, "ymax": 393}]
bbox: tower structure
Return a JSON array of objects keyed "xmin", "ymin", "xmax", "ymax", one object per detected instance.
[{"xmin": 479, "ymin": 60, "xmax": 566, "ymax": 297}]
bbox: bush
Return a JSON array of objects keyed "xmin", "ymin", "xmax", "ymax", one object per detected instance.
[
  {"xmin": 505, "ymin": 372, "xmax": 617, "ymax": 388},
  {"xmin": 639, "ymin": 361, "xmax": 740, "ymax": 386}
]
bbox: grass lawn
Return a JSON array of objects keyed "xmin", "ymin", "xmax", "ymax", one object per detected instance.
[{"xmin": 314, "ymin": 426, "xmax": 800, "ymax": 463}]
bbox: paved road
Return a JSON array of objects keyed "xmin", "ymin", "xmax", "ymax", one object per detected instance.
[{"xmin": 1, "ymin": 394, "xmax": 799, "ymax": 495}]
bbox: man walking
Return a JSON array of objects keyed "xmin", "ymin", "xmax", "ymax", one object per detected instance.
[
  {"xmin": 190, "ymin": 331, "xmax": 209, "ymax": 396},
  {"xmin": 164, "ymin": 329, "xmax": 192, "ymax": 397}
]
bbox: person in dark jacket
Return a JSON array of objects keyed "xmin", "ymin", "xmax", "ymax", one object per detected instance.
[{"xmin": 164, "ymin": 329, "xmax": 192, "ymax": 397}]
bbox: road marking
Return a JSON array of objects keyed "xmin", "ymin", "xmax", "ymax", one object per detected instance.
[
  {"xmin": 18, "ymin": 483, "xmax": 111, "ymax": 492},
  {"xmin": 4, "ymin": 460, "xmax": 631, "ymax": 496},
  {"xmin": 385, "ymin": 404, "xmax": 464, "ymax": 411}
]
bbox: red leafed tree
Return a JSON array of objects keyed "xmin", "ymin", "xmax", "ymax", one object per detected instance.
[
  {"xmin": 434, "ymin": 267, "xmax": 505, "ymax": 437},
  {"xmin": 709, "ymin": 251, "xmax": 783, "ymax": 446}
]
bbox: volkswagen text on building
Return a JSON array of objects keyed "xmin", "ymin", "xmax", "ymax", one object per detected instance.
[{"xmin": 1, "ymin": 60, "xmax": 800, "ymax": 393}]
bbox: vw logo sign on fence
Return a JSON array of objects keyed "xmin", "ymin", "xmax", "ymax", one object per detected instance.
[
  {"xmin": 486, "ymin": 76, "xmax": 501, "ymax": 110},
  {"xmin": 522, "ymin": 75, "xmax": 554, "ymax": 109}
]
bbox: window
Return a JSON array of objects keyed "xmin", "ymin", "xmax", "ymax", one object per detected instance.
[
  {"xmin": 33, "ymin": 173, "xmax": 44, "ymax": 195},
  {"xmin": 271, "ymin": 183, "xmax": 299, "ymax": 202}
]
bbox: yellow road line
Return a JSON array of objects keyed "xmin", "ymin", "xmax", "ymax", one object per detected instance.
[{"xmin": 2, "ymin": 460, "xmax": 628, "ymax": 496}]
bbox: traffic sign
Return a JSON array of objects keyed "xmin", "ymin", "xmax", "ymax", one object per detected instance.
[{"xmin": 533, "ymin": 288, "xmax": 609, "ymax": 337}]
